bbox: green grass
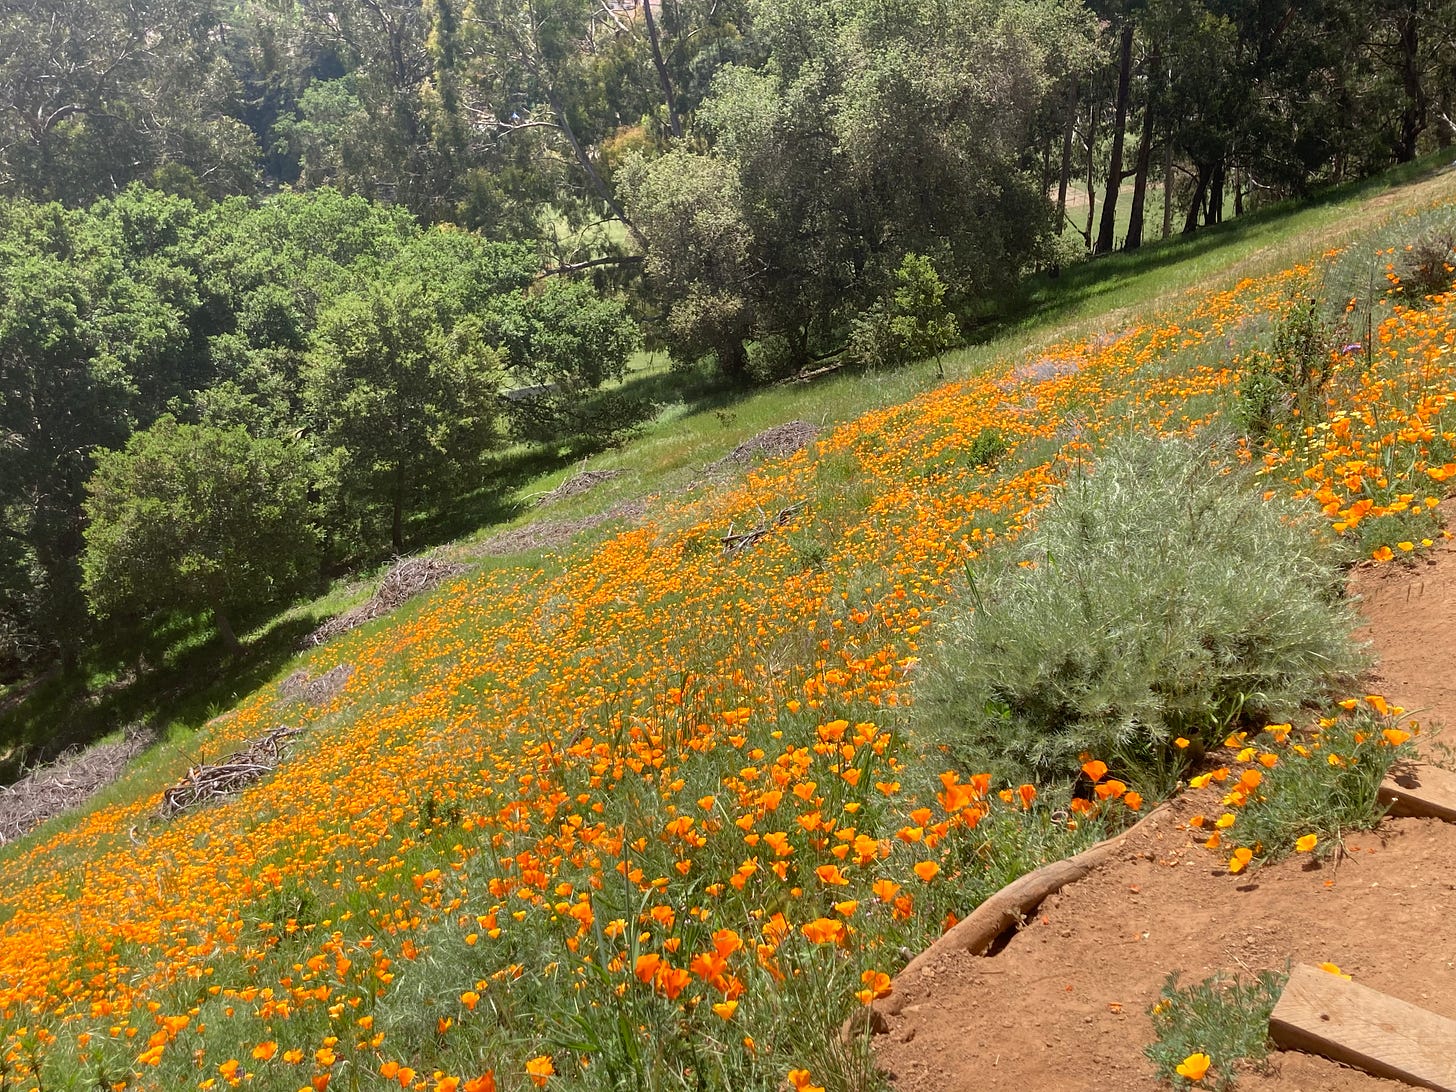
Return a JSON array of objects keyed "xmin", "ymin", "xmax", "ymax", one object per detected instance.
[{"xmin": 1146, "ymin": 968, "xmax": 1288, "ymax": 1092}]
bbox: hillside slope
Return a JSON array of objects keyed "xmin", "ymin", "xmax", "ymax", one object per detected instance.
[{"xmin": 3, "ymin": 168, "xmax": 1456, "ymax": 1092}]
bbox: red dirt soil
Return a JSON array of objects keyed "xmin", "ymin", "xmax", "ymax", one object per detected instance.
[{"xmin": 872, "ymin": 518, "xmax": 1456, "ymax": 1092}]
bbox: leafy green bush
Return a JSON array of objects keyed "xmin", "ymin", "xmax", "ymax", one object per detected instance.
[
  {"xmin": 1146, "ymin": 968, "xmax": 1286, "ymax": 1091},
  {"xmin": 964, "ymin": 428, "xmax": 1010, "ymax": 469},
  {"xmin": 1236, "ymin": 296, "xmax": 1333, "ymax": 441},
  {"xmin": 915, "ymin": 436, "xmax": 1361, "ymax": 791},
  {"xmin": 849, "ymin": 253, "xmax": 960, "ymax": 370},
  {"xmin": 82, "ymin": 417, "xmax": 318, "ymax": 654}
]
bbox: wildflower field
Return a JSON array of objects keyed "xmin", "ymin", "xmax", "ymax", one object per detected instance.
[{"xmin": 2, "ymin": 197, "xmax": 1455, "ymax": 1092}]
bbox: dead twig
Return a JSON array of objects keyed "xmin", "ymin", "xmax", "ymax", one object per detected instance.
[
  {"xmin": 706, "ymin": 422, "xmax": 818, "ymax": 477},
  {"xmin": 721, "ymin": 502, "xmax": 806, "ymax": 556},
  {"xmin": 304, "ymin": 554, "xmax": 466, "ymax": 648},
  {"xmin": 533, "ymin": 468, "xmax": 623, "ymax": 508},
  {"xmin": 278, "ymin": 663, "xmax": 355, "ymax": 706}
]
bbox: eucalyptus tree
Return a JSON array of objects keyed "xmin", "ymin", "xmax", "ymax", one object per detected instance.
[{"xmin": 0, "ymin": 0, "xmax": 259, "ymax": 202}]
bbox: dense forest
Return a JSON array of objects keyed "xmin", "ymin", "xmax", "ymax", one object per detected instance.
[{"xmin": 2, "ymin": 0, "xmax": 1454, "ymax": 679}]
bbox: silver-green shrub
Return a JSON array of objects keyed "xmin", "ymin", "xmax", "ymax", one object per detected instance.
[{"xmin": 915, "ymin": 435, "xmax": 1362, "ymax": 790}]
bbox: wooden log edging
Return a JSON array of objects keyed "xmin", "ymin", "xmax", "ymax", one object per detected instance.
[{"xmin": 870, "ymin": 802, "xmax": 1173, "ymax": 1021}]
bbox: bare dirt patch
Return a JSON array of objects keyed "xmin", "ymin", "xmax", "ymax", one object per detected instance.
[
  {"xmin": 873, "ymin": 803, "xmax": 1456, "ymax": 1092},
  {"xmin": 1349, "ymin": 498, "xmax": 1456, "ymax": 749},
  {"xmin": 872, "ymin": 516, "xmax": 1456, "ymax": 1092}
]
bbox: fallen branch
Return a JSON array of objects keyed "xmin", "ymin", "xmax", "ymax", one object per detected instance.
[
  {"xmin": 720, "ymin": 502, "xmax": 806, "ymax": 556},
  {"xmin": 535, "ymin": 254, "xmax": 645, "ymax": 279},
  {"xmin": 158, "ymin": 724, "xmax": 303, "ymax": 819},
  {"xmin": 866, "ymin": 802, "xmax": 1172, "ymax": 1024},
  {"xmin": 779, "ymin": 358, "xmax": 851, "ymax": 385}
]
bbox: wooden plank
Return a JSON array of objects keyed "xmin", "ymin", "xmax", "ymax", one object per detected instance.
[
  {"xmin": 1269, "ymin": 963, "xmax": 1456, "ymax": 1092},
  {"xmin": 1380, "ymin": 762, "xmax": 1456, "ymax": 823}
]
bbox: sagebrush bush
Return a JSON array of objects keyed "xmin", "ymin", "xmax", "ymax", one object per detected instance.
[
  {"xmin": 916, "ymin": 435, "xmax": 1362, "ymax": 791},
  {"xmin": 1402, "ymin": 223, "xmax": 1456, "ymax": 298}
]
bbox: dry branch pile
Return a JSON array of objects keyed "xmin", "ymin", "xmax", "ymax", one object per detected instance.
[
  {"xmin": 304, "ymin": 554, "xmax": 466, "ymax": 648},
  {"xmin": 158, "ymin": 724, "xmax": 302, "ymax": 819},
  {"xmin": 535, "ymin": 468, "xmax": 622, "ymax": 507},
  {"xmin": 469, "ymin": 499, "xmax": 647, "ymax": 557},
  {"xmin": 0, "ymin": 725, "xmax": 156, "ymax": 845},
  {"xmin": 278, "ymin": 663, "xmax": 355, "ymax": 706},
  {"xmin": 708, "ymin": 421, "xmax": 818, "ymax": 475},
  {"xmin": 721, "ymin": 502, "xmax": 806, "ymax": 557}
]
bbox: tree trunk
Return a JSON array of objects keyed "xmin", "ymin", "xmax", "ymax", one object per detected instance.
[
  {"xmin": 213, "ymin": 601, "xmax": 243, "ymax": 656},
  {"xmin": 392, "ymin": 469, "xmax": 405, "ymax": 554},
  {"xmin": 1207, "ymin": 159, "xmax": 1225, "ymax": 226},
  {"xmin": 31, "ymin": 521, "xmax": 88, "ymax": 674},
  {"xmin": 1083, "ymin": 95, "xmax": 1099, "ymax": 248},
  {"xmin": 642, "ymin": 0, "xmax": 682, "ymax": 139},
  {"xmin": 1055, "ymin": 78, "xmax": 1079, "ymax": 235},
  {"xmin": 1124, "ymin": 63, "xmax": 1156, "ymax": 252},
  {"xmin": 543, "ymin": 85, "xmax": 647, "ymax": 249},
  {"xmin": 1095, "ymin": 22, "xmax": 1135, "ymax": 255},
  {"xmin": 1396, "ymin": 4, "xmax": 1427, "ymax": 162},
  {"xmin": 722, "ymin": 340, "xmax": 751, "ymax": 383},
  {"xmin": 1162, "ymin": 135, "xmax": 1174, "ymax": 239},
  {"xmin": 1183, "ymin": 163, "xmax": 1209, "ymax": 234}
]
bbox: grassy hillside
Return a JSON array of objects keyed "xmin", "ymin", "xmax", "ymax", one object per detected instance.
[{"xmin": 2, "ymin": 161, "xmax": 1455, "ymax": 1092}]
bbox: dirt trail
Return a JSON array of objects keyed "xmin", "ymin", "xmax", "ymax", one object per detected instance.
[
  {"xmin": 873, "ymin": 525, "xmax": 1456, "ymax": 1092},
  {"xmin": 1350, "ymin": 498, "xmax": 1456, "ymax": 751}
]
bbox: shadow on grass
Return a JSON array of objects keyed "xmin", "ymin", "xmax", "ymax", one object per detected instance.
[
  {"xmin": 0, "ymin": 612, "xmax": 317, "ymax": 785},
  {"xmin": 990, "ymin": 154, "xmax": 1453, "ymax": 341},
  {"xmin": 612, "ymin": 357, "xmax": 743, "ymax": 413}
]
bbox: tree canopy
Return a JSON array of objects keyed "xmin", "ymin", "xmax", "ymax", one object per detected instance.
[
  {"xmin": 81, "ymin": 418, "xmax": 318, "ymax": 654},
  {"xmin": 0, "ymin": 188, "xmax": 640, "ymax": 671}
]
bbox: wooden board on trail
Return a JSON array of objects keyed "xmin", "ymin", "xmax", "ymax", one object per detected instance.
[
  {"xmin": 1269, "ymin": 963, "xmax": 1456, "ymax": 1091},
  {"xmin": 1380, "ymin": 762, "xmax": 1456, "ymax": 823}
]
